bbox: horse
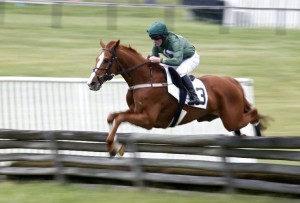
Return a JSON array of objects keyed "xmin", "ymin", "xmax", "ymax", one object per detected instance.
[{"xmin": 87, "ymin": 40, "xmax": 268, "ymax": 157}]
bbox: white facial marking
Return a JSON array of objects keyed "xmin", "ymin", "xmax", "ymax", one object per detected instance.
[
  {"xmin": 96, "ymin": 52, "xmax": 104, "ymax": 69},
  {"xmin": 87, "ymin": 72, "xmax": 96, "ymax": 85},
  {"xmin": 87, "ymin": 52, "xmax": 104, "ymax": 85}
]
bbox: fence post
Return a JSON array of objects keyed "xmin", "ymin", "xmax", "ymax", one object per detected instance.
[
  {"xmin": 164, "ymin": 6, "xmax": 174, "ymax": 31},
  {"xmin": 52, "ymin": 2, "xmax": 62, "ymax": 28},
  {"xmin": 219, "ymin": 6, "xmax": 229, "ymax": 34},
  {"xmin": 276, "ymin": 8, "xmax": 286, "ymax": 35},
  {"xmin": 0, "ymin": 1, "xmax": 5, "ymax": 25},
  {"xmin": 126, "ymin": 136, "xmax": 144, "ymax": 188},
  {"xmin": 220, "ymin": 144, "xmax": 235, "ymax": 193},
  {"xmin": 107, "ymin": 4, "xmax": 117, "ymax": 30},
  {"xmin": 44, "ymin": 131, "xmax": 66, "ymax": 184}
]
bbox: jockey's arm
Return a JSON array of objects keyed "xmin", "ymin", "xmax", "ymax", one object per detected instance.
[{"xmin": 163, "ymin": 42, "xmax": 184, "ymax": 66}]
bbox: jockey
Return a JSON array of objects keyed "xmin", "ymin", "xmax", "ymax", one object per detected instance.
[{"xmin": 147, "ymin": 21, "xmax": 201, "ymax": 105}]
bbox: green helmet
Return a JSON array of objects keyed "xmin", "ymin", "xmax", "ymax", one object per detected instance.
[{"xmin": 147, "ymin": 22, "xmax": 169, "ymax": 40}]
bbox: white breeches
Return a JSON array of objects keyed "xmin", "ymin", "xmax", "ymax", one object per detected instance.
[{"xmin": 176, "ymin": 52, "xmax": 200, "ymax": 77}]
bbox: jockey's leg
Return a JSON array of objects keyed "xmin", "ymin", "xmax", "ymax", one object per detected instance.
[
  {"xmin": 181, "ymin": 75, "xmax": 201, "ymax": 105},
  {"xmin": 176, "ymin": 51, "xmax": 200, "ymax": 105}
]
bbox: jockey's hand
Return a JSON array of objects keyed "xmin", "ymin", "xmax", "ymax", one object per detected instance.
[{"xmin": 149, "ymin": 56, "xmax": 161, "ymax": 63}]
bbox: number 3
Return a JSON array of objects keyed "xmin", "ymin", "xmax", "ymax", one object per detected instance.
[{"xmin": 196, "ymin": 87, "xmax": 206, "ymax": 105}]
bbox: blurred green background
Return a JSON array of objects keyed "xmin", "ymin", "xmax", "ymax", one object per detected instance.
[
  {"xmin": 0, "ymin": 2, "xmax": 299, "ymax": 136},
  {"xmin": 0, "ymin": 182, "xmax": 299, "ymax": 203}
]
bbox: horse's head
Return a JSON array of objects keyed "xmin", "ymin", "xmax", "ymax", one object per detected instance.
[{"xmin": 87, "ymin": 40, "xmax": 120, "ymax": 91}]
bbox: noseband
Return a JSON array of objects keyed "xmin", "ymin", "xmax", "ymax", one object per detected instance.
[{"xmin": 92, "ymin": 48, "xmax": 149, "ymax": 84}]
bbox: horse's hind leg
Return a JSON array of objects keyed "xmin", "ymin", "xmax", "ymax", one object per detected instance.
[
  {"xmin": 253, "ymin": 122, "xmax": 262, "ymax": 137},
  {"xmin": 234, "ymin": 124, "xmax": 261, "ymax": 136},
  {"xmin": 238, "ymin": 108, "xmax": 262, "ymax": 136},
  {"xmin": 220, "ymin": 78, "xmax": 263, "ymax": 136},
  {"xmin": 221, "ymin": 106, "xmax": 261, "ymax": 136},
  {"xmin": 234, "ymin": 130, "xmax": 242, "ymax": 136}
]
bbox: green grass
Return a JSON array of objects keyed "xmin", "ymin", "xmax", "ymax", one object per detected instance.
[
  {"xmin": 0, "ymin": 3, "xmax": 300, "ymax": 136},
  {"xmin": 0, "ymin": 182, "xmax": 298, "ymax": 203}
]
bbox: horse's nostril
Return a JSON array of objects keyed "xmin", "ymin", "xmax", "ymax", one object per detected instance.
[{"xmin": 90, "ymin": 82, "xmax": 95, "ymax": 86}]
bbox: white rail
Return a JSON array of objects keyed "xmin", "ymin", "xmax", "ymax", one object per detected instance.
[{"xmin": 0, "ymin": 76, "xmax": 255, "ymax": 136}]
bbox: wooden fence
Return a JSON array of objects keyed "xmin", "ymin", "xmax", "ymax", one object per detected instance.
[{"xmin": 0, "ymin": 129, "xmax": 299, "ymax": 195}]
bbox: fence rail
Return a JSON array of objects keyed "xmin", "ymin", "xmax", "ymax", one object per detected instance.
[
  {"xmin": 0, "ymin": 129, "xmax": 299, "ymax": 195},
  {"xmin": 1, "ymin": 0, "xmax": 300, "ymax": 30},
  {"xmin": 2, "ymin": 0, "xmax": 300, "ymax": 10}
]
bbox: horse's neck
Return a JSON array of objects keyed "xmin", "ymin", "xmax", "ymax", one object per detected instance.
[{"xmin": 118, "ymin": 52, "xmax": 165, "ymax": 86}]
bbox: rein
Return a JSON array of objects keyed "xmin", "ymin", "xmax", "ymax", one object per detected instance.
[
  {"xmin": 115, "ymin": 61, "xmax": 149, "ymax": 76},
  {"xmin": 94, "ymin": 47, "xmax": 168, "ymax": 90}
]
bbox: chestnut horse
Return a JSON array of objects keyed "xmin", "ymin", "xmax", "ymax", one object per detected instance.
[{"xmin": 87, "ymin": 40, "xmax": 267, "ymax": 157}]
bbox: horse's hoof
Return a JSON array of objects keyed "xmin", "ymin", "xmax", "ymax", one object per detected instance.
[
  {"xmin": 107, "ymin": 114, "xmax": 115, "ymax": 123},
  {"xmin": 107, "ymin": 143, "xmax": 126, "ymax": 158},
  {"xmin": 109, "ymin": 149, "xmax": 117, "ymax": 158},
  {"xmin": 118, "ymin": 144, "xmax": 126, "ymax": 157}
]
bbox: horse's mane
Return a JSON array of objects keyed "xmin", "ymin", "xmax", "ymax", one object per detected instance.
[
  {"xmin": 117, "ymin": 42, "xmax": 164, "ymax": 74},
  {"xmin": 121, "ymin": 44, "xmax": 145, "ymax": 60},
  {"xmin": 107, "ymin": 40, "xmax": 145, "ymax": 60},
  {"xmin": 106, "ymin": 40, "xmax": 164, "ymax": 73}
]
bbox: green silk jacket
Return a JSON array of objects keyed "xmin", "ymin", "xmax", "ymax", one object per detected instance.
[{"xmin": 151, "ymin": 32, "xmax": 196, "ymax": 66}]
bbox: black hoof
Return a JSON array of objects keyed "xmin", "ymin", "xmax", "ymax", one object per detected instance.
[
  {"xmin": 254, "ymin": 123, "xmax": 262, "ymax": 136},
  {"xmin": 109, "ymin": 149, "xmax": 117, "ymax": 158},
  {"xmin": 234, "ymin": 130, "xmax": 242, "ymax": 136}
]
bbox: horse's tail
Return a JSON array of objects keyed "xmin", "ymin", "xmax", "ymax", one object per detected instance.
[{"xmin": 257, "ymin": 113, "xmax": 272, "ymax": 131}]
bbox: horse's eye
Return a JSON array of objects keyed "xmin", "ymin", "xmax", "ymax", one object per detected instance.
[{"xmin": 103, "ymin": 58, "xmax": 110, "ymax": 63}]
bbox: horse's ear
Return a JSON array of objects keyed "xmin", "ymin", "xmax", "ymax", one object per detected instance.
[
  {"xmin": 113, "ymin": 40, "xmax": 120, "ymax": 50},
  {"xmin": 99, "ymin": 40, "xmax": 105, "ymax": 48}
]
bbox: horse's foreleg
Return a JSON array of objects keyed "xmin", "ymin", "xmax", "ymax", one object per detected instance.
[
  {"xmin": 106, "ymin": 110, "xmax": 131, "ymax": 143},
  {"xmin": 106, "ymin": 110, "xmax": 130, "ymax": 157},
  {"xmin": 106, "ymin": 111, "xmax": 156, "ymax": 157},
  {"xmin": 107, "ymin": 111, "xmax": 153, "ymax": 142},
  {"xmin": 107, "ymin": 138, "xmax": 126, "ymax": 157},
  {"xmin": 107, "ymin": 111, "xmax": 124, "ymax": 124},
  {"xmin": 106, "ymin": 132, "xmax": 126, "ymax": 157}
]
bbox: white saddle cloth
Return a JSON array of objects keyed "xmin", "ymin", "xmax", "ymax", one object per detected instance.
[{"xmin": 164, "ymin": 67, "xmax": 208, "ymax": 110}]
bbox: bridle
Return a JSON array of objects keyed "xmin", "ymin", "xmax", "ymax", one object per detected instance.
[{"xmin": 92, "ymin": 47, "xmax": 149, "ymax": 85}]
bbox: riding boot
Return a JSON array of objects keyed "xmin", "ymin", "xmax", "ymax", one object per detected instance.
[{"xmin": 181, "ymin": 75, "xmax": 201, "ymax": 105}]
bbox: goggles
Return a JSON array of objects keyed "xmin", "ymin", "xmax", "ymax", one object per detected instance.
[{"xmin": 150, "ymin": 34, "xmax": 162, "ymax": 40}]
